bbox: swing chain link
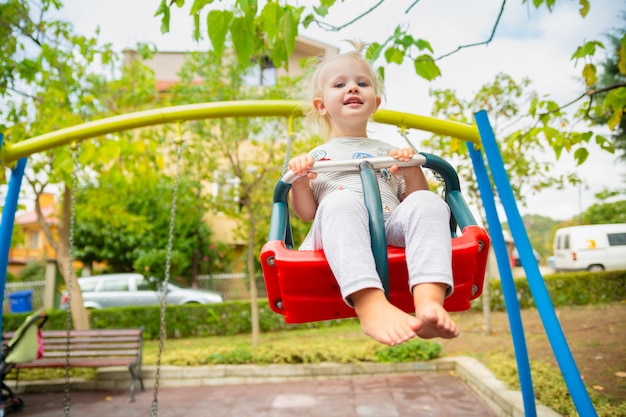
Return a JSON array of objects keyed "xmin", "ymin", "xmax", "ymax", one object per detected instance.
[
  {"xmin": 64, "ymin": 144, "xmax": 80, "ymax": 417},
  {"xmin": 150, "ymin": 133, "xmax": 184, "ymax": 417}
]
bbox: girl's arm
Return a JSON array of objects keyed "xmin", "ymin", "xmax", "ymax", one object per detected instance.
[
  {"xmin": 388, "ymin": 148, "xmax": 430, "ymax": 198},
  {"xmin": 288, "ymin": 155, "xmax": 318, "ymax": 221}
]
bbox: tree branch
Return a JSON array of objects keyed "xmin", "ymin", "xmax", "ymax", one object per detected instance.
[
  {"xmin": 434, "ymin": 0, "xmax": 506, "ymax": 61},
  {"xmin": 312, "ymin": 0, "xmax": 386, "ymax": 32},
  {"xmin": 538, "ymin": 82, "xmax": 626, "ymax": 117}
]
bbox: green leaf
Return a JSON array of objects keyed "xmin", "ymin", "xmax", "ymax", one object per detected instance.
[
  {"xmin": 578, "ymin": 0, "xmax": 590, "ymax": 17},
  {"xmin": 231, "ymin": 16, "xmax": 255, "ymax": 67},
  {"xmin": 207, "ymin": 10, "xmax": 233, "ymax": 56},
  {"xmin": 619, "ymin": 34, "xmax": 626, "ymax": 75},
  {"xmin": 573, "ymin": 147, "xmax": 589, "ymax": 165},
  {"xmin": 413, "ymin": 55, "xmax": 441, "ymax": 81},
  {"xmin": 190, "ymin": 0, "xmax": 214, "ymax": 15},
  {"xmin": 415, "ymin": 39, "xmax": 434, "ymax": 53},
  {"xmin": 582, "ymin": 63, "xmax": 597, "ymax": 86},
  {"xmin": 302, "ymin": 13, "xmax": 315, "ymax": 28},
  {"xmin": 571, "ymin": 41, "xmax": 604, "ymax": 61},
  {"xmin": 155, "ymin": 0, "xmax": 171, "ymax": 34},
  {"xmin": 384, "ymin": 47, "xmax": 404, "ymax": 65},
  {"xmin": 279, "ymin": 6, "xmax": 300, "ymax": 56},
  {"xmin": 594, "ymin": 134, "xmax": 614, "ymax": 153}
]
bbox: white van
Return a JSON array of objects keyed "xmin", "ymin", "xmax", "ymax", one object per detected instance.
[{"xmin": 553, "ymin": 224, "xmax": 626, "ymax": 272}]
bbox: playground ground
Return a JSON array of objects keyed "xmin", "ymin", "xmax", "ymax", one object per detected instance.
[
  {"xmin": 7, "ymin": 303, "xmax": 624, "ymax": 415},
  {"xmin": 440, "ymin": 302, "xmax": 626, "ymax": 404}
]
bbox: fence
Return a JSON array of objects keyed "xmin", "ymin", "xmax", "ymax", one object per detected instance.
[
  {"xmin": 1, "ymin": 273, "xmax": 265, "ymax": 312},
  {"xmin": 3, "ymin": 280, "xmax": 45, "ymax": 313},
  {"xmin": 196, "ymin": 273, "xmax": 266, "ymax": 301}
]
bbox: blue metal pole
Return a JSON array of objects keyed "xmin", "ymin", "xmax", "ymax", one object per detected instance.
[
  {"xmin": 0, "ymin": 132, "xmax": 29, "ymax": 334},
  {"xmin": 474, "ymin": 110, "xmax": 597, "ymax": 416},
  {"xmin": 467, "ymin": 140, "xmax": 537, "ymax": 417}
]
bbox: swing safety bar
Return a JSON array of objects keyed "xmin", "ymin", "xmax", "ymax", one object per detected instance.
[{"xmin": 261, "ymin": 152, "xmax": 490, "ymax": 323}]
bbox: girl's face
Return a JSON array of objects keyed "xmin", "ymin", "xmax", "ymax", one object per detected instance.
[{"xmin": 313, "ymin": 56, "xmax": 381, "ymax": 137}]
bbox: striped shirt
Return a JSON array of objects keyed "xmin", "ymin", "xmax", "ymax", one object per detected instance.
[{"xmin": 308, "ymin": 137, "xmax": 406, "ymax": 219}]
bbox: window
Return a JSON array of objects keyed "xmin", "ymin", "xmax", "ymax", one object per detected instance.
[
  {"xmin": 101, "ymin": 278, "xmax": 129, "ymax": 292},
  {"xmin": 79, "ymin": 280, "xmax": 98, "ymax": 292},
  {"xmin": 243, "ymin": 56, "xmax": 276, "ymax": 87},
  {"xmin": 136, "ymin": 278, "xmax": 151, "ymax": 291},
  {"xmin": 563, "ymin": 234, "xmax": 570, "ymax": 250},
  {"xmin": 608, "ymin": 232, "xmax": 626, "ymax": 246},
  {"xmin": 28, "ymin": 231, "xmax": 40, "ymax": 248}
]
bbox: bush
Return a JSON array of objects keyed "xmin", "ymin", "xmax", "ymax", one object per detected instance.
[
  {"xmin": 474, "ymin": 269, "xmax": 626, "ymax": 312},
  {"xmin": 3, "ymin": 269, "xmax": 623, "ymax": 340},
  {"xmin": 17, "ymin": 261, "xmax": 45, "ymax": 282}
]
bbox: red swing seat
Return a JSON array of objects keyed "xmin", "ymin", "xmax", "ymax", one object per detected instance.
[{"xmin": 260, "ymin": 154, "xmax": 490, "ymax": 324}]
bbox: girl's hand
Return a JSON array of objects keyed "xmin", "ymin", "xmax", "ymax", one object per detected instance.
[
  {"xmin": 388, "ymin": 148, "xmax": 419, "ymax": 176},
  {"xmin": 388, "ymin": 147, "xmax": 416, "ymax": 163},
  {"xmin": 288, "ymin": 155, "xmax": 317, "ymax": 181}
]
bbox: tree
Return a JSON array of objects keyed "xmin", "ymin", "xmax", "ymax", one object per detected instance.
[
  {"xmin": 1, "ymin": 0, "xmax": 120, "ymax": 329},
  {"xmin": 156, "ymin": 0, "xmax": 625, "ymax": 163},
  {"xmin": 0, "ymin": 1, "xmax": 172, "ymax": 330},
  {"xmin": 593, "ymin": 19, "xmax": 626, "ymax": 161},
  {"xmin": 579, "ymin": 189, "xmax": 626, "ymax": 224},
  {"xmin": 73, "ymin": 172, "xmax": 213, "ymax": 285},
  {"xmin": 166, "ymin": 49, "xmax": 306, "ymax": 345}
]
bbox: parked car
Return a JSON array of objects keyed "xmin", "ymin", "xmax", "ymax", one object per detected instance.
[
  {"xmin": 553, "ymin": 223, "xmax": 626, "ymax": 272},
  {"xmin": 60, "ymin": 273, "xmax": 223, "ymax": 310},
  {"xmin": 511, "ymin": 247, "xmax": 541, "ymax": 267}
]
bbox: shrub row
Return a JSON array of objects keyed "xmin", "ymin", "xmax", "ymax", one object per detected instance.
[
  {"xmin": 481, "ymin": 269, "xmax": 626, "ymax": 311},
  {"xmin": 4, "ymin": 270, "xmax": 624, "ymax": 340}
]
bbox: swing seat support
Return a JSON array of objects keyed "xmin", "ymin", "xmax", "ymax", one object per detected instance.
[{"xmin": 261, "ymin": 153, "xmax": 490, "ymax": 324}]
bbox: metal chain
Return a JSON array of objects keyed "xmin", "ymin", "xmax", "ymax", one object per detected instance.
[
  {"xmin": 64, "ymin": 144, "xmax": 80, "ymax": 416},
  {"xmin": 281, "ymin": 116, "xmax": 295, "ymax": 176},
  {"xmin": 399, "ymin": 127, "xmax": 418, "ymax": 151},
  {"xmin": 150, "ymin": 131, "xmax": 184, "ymax": 417}
]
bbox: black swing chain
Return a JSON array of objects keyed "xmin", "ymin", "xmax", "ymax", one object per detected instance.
[
  {"xmin": 399, "ymin": 128, "xmax": 447, "ymax": 197},
  {"xmin": 150, "ymin": 131, "xmax": 184, "ymax": 417},
  {"xmin": 64, "ymin": 144, "xmax": 80, "ymax": 417},
  {"xmin": 281, "ymin": 117, "xmax": 295, "ymax": 176}
]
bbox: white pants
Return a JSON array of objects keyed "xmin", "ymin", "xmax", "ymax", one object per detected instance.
[{"xmin": 300, "ymin": 189, "xmax": 453, "ymax": 304}]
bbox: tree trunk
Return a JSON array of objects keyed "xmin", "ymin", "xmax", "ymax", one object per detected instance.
[
  {"xmin": 56, "ymin": 186, "xmax": 90, "ymax": 330},
  {"xmin": 482, "ymin": 248, "xmax": 497, "ymax": 335},
  {"xmin": 247, "ymin": 203, "xmax": 260, "ymax": 346}
]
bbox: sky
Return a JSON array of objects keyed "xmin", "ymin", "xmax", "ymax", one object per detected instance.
[{"xmin": 48, "ymin": 0, "xmax": 626, "ymax": 220}]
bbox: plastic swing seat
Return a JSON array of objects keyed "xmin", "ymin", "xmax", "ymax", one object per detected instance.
[{"xmin": 261, "ymin": 152, "xmax": 490, "ymax": 324}]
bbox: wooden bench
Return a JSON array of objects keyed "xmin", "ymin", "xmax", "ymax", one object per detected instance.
[{"xmin": 3, "ymin": 327, "xmax": 144, "ymax": 402}]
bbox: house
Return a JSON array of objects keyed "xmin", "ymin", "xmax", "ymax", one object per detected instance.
[{"xmin": 7, "ymin": 193, "xmax": 59, "ymax": 276}]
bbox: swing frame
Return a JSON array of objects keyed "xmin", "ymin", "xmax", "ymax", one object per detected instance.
[
  {"xmin": 0, "ymin": 100, "xmax": 600, "ymax": 416},
  {"xmin": 260, "ymin": 152, "xmax": 490, "ymax": 323}
]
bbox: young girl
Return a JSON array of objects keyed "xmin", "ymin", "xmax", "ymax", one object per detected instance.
[{"xmin": 288, "ymin": 42, "xmax": 459, "ymax": 346}]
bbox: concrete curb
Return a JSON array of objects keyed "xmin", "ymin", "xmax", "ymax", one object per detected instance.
[{"xmin": 6, "ymin": 356, "xmax": 560, "ymax": 417}]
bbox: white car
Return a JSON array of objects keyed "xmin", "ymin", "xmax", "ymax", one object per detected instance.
[{"xmin": 61, "ymin": 273, "xmax": 223, "ymax": 310}]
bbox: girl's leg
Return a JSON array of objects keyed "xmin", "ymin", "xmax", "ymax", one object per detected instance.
[
  {"xmin": 386, "ymin": 190, "xmax": 459, "ymax": 339},
  {"xmin": 302, "ymin": 190, "xmax": 422, "ymax": 345},
  {"xmin": 300, "ymin": 190, "xmax": 382, "ymax": 299}
]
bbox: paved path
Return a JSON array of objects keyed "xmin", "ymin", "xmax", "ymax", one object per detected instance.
[{"xmin": 11, "ymin": 373, "xmax": 497, "ymax": 417}]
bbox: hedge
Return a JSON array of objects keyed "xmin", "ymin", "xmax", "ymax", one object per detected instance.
[{"xmin": 3, "ymin": 270, "xmax": 624, "ymax": 340}]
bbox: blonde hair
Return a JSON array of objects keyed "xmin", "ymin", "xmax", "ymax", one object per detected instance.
[{"xmin": 304, "ymin": 40, "xmax": 384, "ymax": 138}]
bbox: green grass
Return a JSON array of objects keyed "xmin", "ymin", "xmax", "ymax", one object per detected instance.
[{"xmin": 143, "ymin": 323, "xmax": 440, "ymax": 365}]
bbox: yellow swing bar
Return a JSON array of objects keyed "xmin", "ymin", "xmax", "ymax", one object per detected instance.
[{"xmin": 1, "ymin": 100, "xmax": 480, "ymax": 165}]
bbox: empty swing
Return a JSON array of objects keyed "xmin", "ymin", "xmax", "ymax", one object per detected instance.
[{"xmin": 260, "ymin": 152, "xmax": 490, "ymax": 324}]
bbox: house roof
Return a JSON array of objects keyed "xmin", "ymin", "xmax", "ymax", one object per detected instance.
[{"xmin": 15, "ymin": 206, "xmax": 59, "ymax": 226}]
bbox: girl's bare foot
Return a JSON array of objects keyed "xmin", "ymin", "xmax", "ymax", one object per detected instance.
[
  {"xmin": 414, "ymin": 300, "xmax": 459, "ymax": 339},
  {"xmin": 351, "ymin": 288, "xmax": 422, "ymax": 346},
  {"xmin": 413, "ymin": 283, "xmax": 459, "ymax": 339}
]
